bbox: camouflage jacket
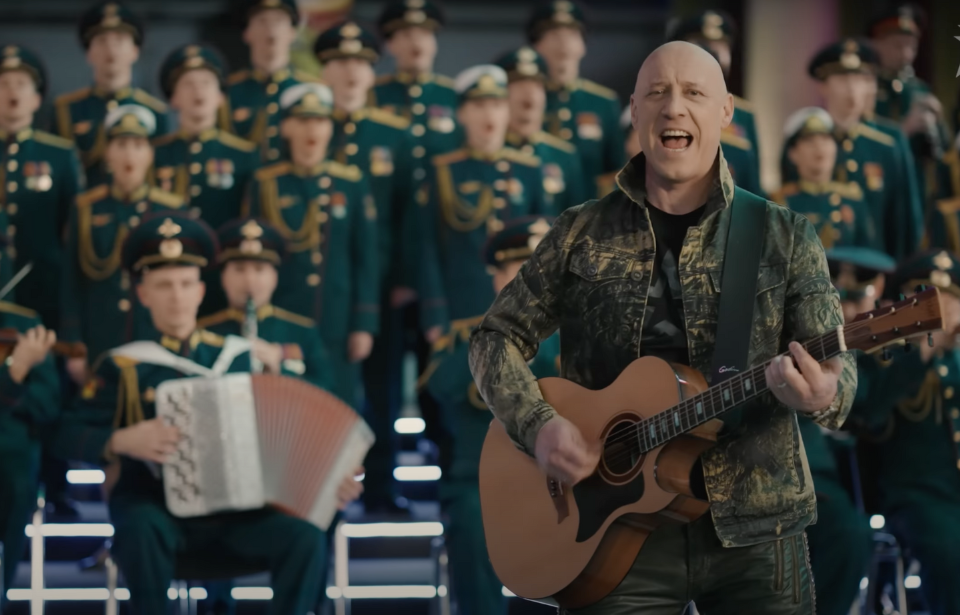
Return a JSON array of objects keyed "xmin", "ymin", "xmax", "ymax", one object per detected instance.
[{"xmin": 469, "ymin": 152, "xmax": 857, "ymax": 547}]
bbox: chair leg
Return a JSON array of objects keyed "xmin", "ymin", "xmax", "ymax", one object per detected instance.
[
  {"xmin": 105, "ymin": 555, "xmax": 118, "ymax": 615},
  {"xmin": 431, "ymin": 537, "xmax": 450, "ymax": 615},
  {"xmin": 333, "ymin": 520, "xmax": 349, "ymax": 615},
  {"xmin": 29, "ymin": 496, "xmax": 44, "ymax": 615}
]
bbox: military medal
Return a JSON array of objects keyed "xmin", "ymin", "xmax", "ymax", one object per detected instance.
[
  {"xmin": 331, "ymin": 192, "xmax": 348, "ymax": 219},
  {"xmin": 370, "ymin": 147, "xmax": 394, "ymax": 176},
  {"xmin": 577, "ymin": 112, "xmax": 603, "ymax": 140},
  {"xmin": 206, "ymin": 158, "xmax": 221, "ymax": 188},
  {"xmin": 37, "ymin": 161, "xmax": 52, "ymax": 192},
  {"xmin": 157, "ymin": 218, "xmax": 184, "ymax": 258},
  {"xmin": 428, "ymin": 106, "xmax": 455, "ymax": 134},
  {"xmin": 23, "ymin": 162, "xmax": 36, "ymax": 190},
  {"xmin": 542, "ymin": 163, "xmax": 565, "ymax": 194},
  {"xmin": 220, "ymin": 159, "xmax": 234, "ymax": 189}
]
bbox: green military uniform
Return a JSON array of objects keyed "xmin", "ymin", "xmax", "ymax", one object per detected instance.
[
  {"xmin": 789, "ymin": 39, "xmax": 925, "ymax": 260},
  {"xmin": 426, "ymin": 217, "xmax": 559, "ymax": 615},
  {"xmin": 667, "ymin": 10, "xmax": 764, "ymax": 196},
  {"xmin": 925, "ymin": 147, "xmax": 960, "ymax": 252},
  {"xmin": 61, "ymin": 106, "xmax": 183, "ymax": 362},
  {"xmin": 801, "ymin": 247, "xmax": 896, "ymax": 615},
  {"xmin": 526, "ymin": 2, "xmax": 624, "ymax": 199},
  {"xmin": 246, "ymin": 83, "xmax": 379, "ymax": 406},
  {"xmin": 0, "ymin": 46, "xmax": 84, "ymax": 328},
  {"xmin": 54, "ymin": 3, "xmax": 168, "ymax": 188},
  {"xmin": 197, "ymin": 217, "xmax": 333, "ymax": 392},
  {"xmin": 419, "ymin": 65, "xmax": 549, "ymax": 332},
  {"xmin": 0, "ymin": 300, "xmax": 60, "ymax": 595},
  {"xmin": 848, "ymin": 250, "xmax": 960, "ymax": 615},
  {"xmin": 772, "ymin": 108, "xmax": 877, "ymax": 250},
  {"xmin": 495, "ymin": 46, "xmax": 588, "ymax": 213},
  {"xmin": 53, "ymin": 214, "xmax": 325, "ymax": 615}
]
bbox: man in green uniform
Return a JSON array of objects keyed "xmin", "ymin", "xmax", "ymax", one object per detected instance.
[
  {"xmin": 154, "ymin": 43, "xmax": 260, "ymax": 317},
  {"xmin": 772, "ymin": 107, "xmax": 875, "ymax": 250},
  {"xmin": 198, "ymin": 217, "xmax": 331, "ymax": 391},
  {"xmin": 527, "ymin": 1, "xmax": 623, "ymax": 198},
  {"xmin": 927, "ymin": 144, "xmax": 960, "ymax": 252},
  {"xmin": 227, "ymin": 0, "xmax": 313, "ymax": 164},
  {"xmin": 427, "ymin": 216, "xmax": 558, "ymax": 615},
  {"xmin": 246, "ymin": 82, "xmax": 378, "ymax": 407},
  {"xmin": 667, "ymin": 9, "xmax": 763, "ymax": 196},
  {"xmin": 55, "ymin": 2, "xmax": 168, "ymax": 188},
  {"xmin": 419, "ymin": 64, "xmax": 547, "ymax": 345},
  {"xmin": 373, "ymin": 0, "xmax": 459, "ymax": 169},
  {"xmin": 0, "ymin": 251, "xmax": 60, "ymax": 602},
  {"xmin": 793, "ymin": 39, "xmax": 923, "ymax": 260},
  {"xmin": 848, "ymin": 250, "xmax": 960, "ymax": 615},
  {"xmin": 0, "ymin": 45, "xmax": 83, "ymax": 329},
  {"xmin": 495, "ymin": 46, "xmax": 586, "ymax": 213},
  {"xmin": 54, "ymin": 213, "xmax": 362, "ymax": 615},
  {"xmin": 60, "ymin": 104, "xmax": 184, "ymax": 384},
  {"xmin": 313, "ymin": 21, "xmax": 419, "ymax": 510},
  {"xmin": 802, "ymin": 246, "xmax": 895, "ymax": 615}
]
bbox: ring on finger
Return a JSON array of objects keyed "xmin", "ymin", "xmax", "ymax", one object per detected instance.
[{"xmin": 777, "ymin": 382, "xmax": 788, "ymax": 389}]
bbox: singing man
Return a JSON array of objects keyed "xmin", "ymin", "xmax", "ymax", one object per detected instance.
[{"xmin": 470, "ymin": 41, "xmax": 857, "ymax": 614}]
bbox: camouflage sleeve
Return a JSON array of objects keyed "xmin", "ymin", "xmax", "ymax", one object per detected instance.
[
  {"xmin": 469, "ymin": 208, "xmax": 573, "ymax": 455},
  {"xmin": 781, "ymin": 214, "xmax": 857, "ymax": 429}
]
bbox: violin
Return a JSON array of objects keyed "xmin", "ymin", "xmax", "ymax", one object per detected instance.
[{"xmin": 0, "ymin": 328, "xmax": 87, "ymax": 359}]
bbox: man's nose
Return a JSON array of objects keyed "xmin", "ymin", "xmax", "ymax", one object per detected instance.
[{"xmin": 661, "ymin": 92, "xmax": 685, "ymax": 117}]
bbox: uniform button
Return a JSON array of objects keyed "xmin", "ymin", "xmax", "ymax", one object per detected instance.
[
  {"xmin": 946, "ymin": 387, "xmax": 955, "ymax": 399},
  {"xmin": 345, "ymin": 143, "xmax": 359, "ymax": 156},
  {"xmin": 411, "ymin": 124, "xmax": 426, "ymax": 137},
  {"xmin": 521, "ymin": 145, "xmax": 535, "ymax": 155},
  {"xmin": 6, "ymin": 181, "xmax": 15, "ymax": 193},
  {"xmin": 318, "ymin": 194, "xmax": 331, "ymax": 205},
  {"xmin": 190, "ymin": 162, "xmax": 202, "ymax": 174},
  {"xmin": 311, "ymin": 252, "xmax": 323, "ymax": 265},
  {"xmin": 6, "ymin": 203, "xmax": 16, "ymax": 215},
  {"xmin": 307, "ymin": 273, "xmax": 321, "ymax": 286},
  {"xmin": 492, "ymin": 197, "xmax": 506, "ymax": 209},
  {"xmin": 6, "ymin": 160, "xmax": 16, "ymax": 172},
  {"xmin": 630, "ymin": 271, "xmax": 642, "ymax": 281},
  {"xmin": 558, "ymin": 91, "xmax": 570, "ymax": 103},
  {"xmin": 268, "ymin": 149, "xmax": 280, "ymax": 160},
  {"xmin": 829, "ymin": 193, "xmax": 841, "ymax": 206},
  {"xmin": 190, "ymin": 185, "xmax": 202, "ymax": 197},
  {"xmin": 846, "ymin": 160, "xmax": 858, "ymax": 173},
  {"xmin": 319, "ymin": 177, "xmax": 332, "ymax": 189},
  {"xmin": 558, "ymin": 108, "xmax": 572, "ymax": 121},
  {"xmin": 412, "ymin": 146, "xmax": 426, "ymax": 158},
  {"xmin": 344, "ymin": 123, "xmax": 356, "ymax": 135},
  {"xmin": 120, "ymin": 276, "xmax": 130, "ymax": 290},
  {"xmin": 940, "ymin": 365, "xmax": 949, "ymax": 377},
  {"xmin": 128, "ymin": 216, "xmax": 140, "ymax": 227},
  {"xmin": 6, "ymin": 225, "xmax": 14, "ymax": 237},
  {"xmin": 266, "ymin": 126, "xmax": 279, "ymax": 137},
  {"xmin": 190, "ymin": 207, "xmax": 201, "ymax": 218},
  {"xmin": 107, "ymin": 100, "xmax": 118, "ymax": 110},
  {"xmin": 587, "ymin": 264, "xmax": 598, "ymax": 276},
  {"xmin": 559, "ymin": 128, "xmax": 573, "ymax": 140},
  {"xmin": 956, "ymin": 460, "xmax": 960, "ymax": 470},
  {"xmin": 414, "ymin": 168, "xmax": 426, "ymax": 180},
  {"xmin": 412, "ymin": 103, "xmax": 426, "ymax": 115},
  {"xmin": 954, "ymin": 432, "xmax": 960, "ymax": 443},
  {"xmin": 266, "ymin": 83, "xmax": 279, "ymax": 95},
  {"xmin": 409, "ymin": 85, "xmax": 422, "ymax": 98},
  {"xmin": 843, "ymin": 139, "xmax": 854, "ymax": 152},
  {"xmin": 190, "ymin": 142, "xmax": 202, "ymax": 154},
  {"xmin": 8, "ymin": 143, "xmax": 18, "ymax": 155},
  {"xmin": 118, "ymin": 299, "xmax": 131, "ymax": 312},
  {"xmin": 952, "ymin": 408, "xmax": 960, "ymax": 420},
  {"xmin": 136, "ymin": 201, "xmax": 148, "ymax": 213},
  {"xmin": 830, "ymin": 210, "xmax": 842, "ymax": 223},
  {"xmin": 267, "ymin": 102, "xmax": 279, "ymax": 114},
  {"xmin": 494, "ymin": 179, "xmax": 508, "ymax": 191},
  {"xmin": 496, "ymin": 161, "xmax": 510, "ymax": 173}
]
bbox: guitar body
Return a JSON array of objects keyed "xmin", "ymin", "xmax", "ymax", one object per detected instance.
[{"xmin": 479, "ymin": 356, "xmax": 723, "ymax": 608}]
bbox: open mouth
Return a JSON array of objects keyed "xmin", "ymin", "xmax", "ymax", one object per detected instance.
[{"xmin": 660, "ymin": 129, "xmax": 693, "ymax": 152}]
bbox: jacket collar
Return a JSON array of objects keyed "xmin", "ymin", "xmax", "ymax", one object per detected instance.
[
  {"xmin": 221, "ymin": 304, "xmax": 276, "ymax": 322},
  {"xmin": 0, "ymin": 127, "xmax": 33, "ymax": 142},
  {"xmin": 176, "ymin": 127, "xmax": 219, "ymax": 142},
  {"xmin": 157, "ymin": 330, "xmax": 202, "ymax": 355},
  {"xmin": 110, "ymin": 183, "xmax": 151, "ymax": 203},
  {"xmin": 92, "ymin": 85, "xmax": 132, "ymax": 100},
  {"xmin": 614, "ymin": 149, "xmax": 734, "ymax": 217},
  {"xmin": 252, "ymin": 67, "xmax": 292, "ymax": 84}
]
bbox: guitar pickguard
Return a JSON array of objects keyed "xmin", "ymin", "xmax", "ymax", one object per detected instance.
[{"xmin": 571, "ymin": 471, "xmax": 645, "ymax": 543}]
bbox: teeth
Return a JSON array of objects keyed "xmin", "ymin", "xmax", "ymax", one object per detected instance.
[{"xmin": 661, "ymin": 129, "xmax": 691, "ymax": 137}]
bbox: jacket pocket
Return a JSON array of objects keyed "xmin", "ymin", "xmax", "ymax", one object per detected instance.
[
  {"xmin": 772, "ymin": 538, "xmax": 785, "ymax": 593},
  {"xmin": 708, "ymin": 264, "xmax": 786, "ymax": 350}
]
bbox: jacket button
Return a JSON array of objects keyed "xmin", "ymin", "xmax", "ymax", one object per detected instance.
[
  {"xmin": 587, "ymin": 265, "xmax": 598, "ymax": 276},
  {"xmin": 630, "ymin": 271, "xmax": 642, "ymax": 281}
]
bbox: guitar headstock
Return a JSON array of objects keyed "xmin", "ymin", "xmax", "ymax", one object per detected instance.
[{"xmin": 844, "ymin": 287, "xmax": 943, "ymax": 354}]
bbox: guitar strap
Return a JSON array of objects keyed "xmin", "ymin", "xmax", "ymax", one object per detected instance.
[{"xmin": 708, "ymin": 187, "xmax": 768, "ymax": 430}]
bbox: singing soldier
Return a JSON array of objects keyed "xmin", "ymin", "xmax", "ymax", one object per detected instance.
[
  {"xmin": 53, "ymin": 212, "xmax": 362, "ymax": 615},
  {"xmin": 470, "ymin": 42, "xmax": 857, "ymax": 614}
]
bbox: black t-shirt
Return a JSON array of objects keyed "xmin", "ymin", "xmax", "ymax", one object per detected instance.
[{"xmin": 640, "ymin": 201, "xmax": 706, "ymax": 366}]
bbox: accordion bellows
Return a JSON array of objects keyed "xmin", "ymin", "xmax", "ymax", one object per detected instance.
[{"xmin": 156, "ymin": 373, "xmax": 374, "ymax": 530}]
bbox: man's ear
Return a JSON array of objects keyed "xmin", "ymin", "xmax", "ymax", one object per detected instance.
[{"xmin": 719, "ymin": 92, "xmax": 734, "ymax": 129}]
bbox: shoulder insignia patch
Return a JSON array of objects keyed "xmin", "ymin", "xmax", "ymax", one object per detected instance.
[
  {"xmin": 196, "ymin": 309, "xmax": 241, "ymax": 330},
  {"xmin": 365, "ymin": 107, "xmax": 411, "ymax": 130},
  {"xmin": 577, "ymin": 79, "xmax": 618, "ymax": 101},
  {"xmin": 431, "ymin": 148, "xmax": 470, "ymax": 166},
  {"xmin": 432, "ymin": 74, "xmax": 457, "ymax": 89},
  {"xmin": 271, "ymin": 307, "xmax": 316, "ymax": 328},
  {"xmin": 226, "ymin": 70, "xmax": 251, "ymax": 87},
  {"xmin": 148, "ymin": 188, "xmax": 184, "ymax": 208},
  {"xmin": 255, "ymin": 162, "xmax": 293, "ymax": 182},
  {"xmin": 217, "ymin": 131, "xmax": 257, "ymax": 153},
  {"xmin": 55, "ymin": 87, "xmax": 92, "ymax": 106},
  {"xmin": 857, "ymin": 123, "xmax": 895, "ymax": 147},
  {"xmin": 132, "ymin": 89, "xmax": 168, "ymax": 113},
  {"xmin": 199, "ymin": 330, "xmax": 225, "ymax": 347},
  {"xmin": 75, "ymin": 184, "xmax": 110, "ymax": 208},
  {"xmin": 293, "ymin": 69, "xmax": 320, "ymax": 83},
  {"xmin": 500, "ymin": 148, "xmax": 541, "ymax": 167},
  {"xmin": 325, "ymin": 160, "xmax": 363, "ymax": 182},
  {"xmin": 32, "ymin": 130, "xmax": 75, "ymax": 150},
  {"xmin": 831, "ymin": 181, "xmax": 864, "ymax": 201},
  {"xmin": 534, "ymin": 131, "xmax": 577, "ymax": 154},
  {"xmin": 151, "ymin": 132, "xmax": 180, "ymax": 148}
]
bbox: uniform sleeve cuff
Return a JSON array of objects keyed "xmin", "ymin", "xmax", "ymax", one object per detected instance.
[
  {"xmin": 0, "ymin": 366, "xmax": 26, "ymax": 405},
  {"xmin": 518, "ymin": 402, "xmax": 558, "ymax": 457}
]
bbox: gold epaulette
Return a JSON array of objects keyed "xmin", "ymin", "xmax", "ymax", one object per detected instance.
[
  {"xmin": 431, "ymin": 148, "xmax": 469, "ymax": 166},
  {"xmin": 199, "ymin": 329, "xmax": 225, "ymax": 347},
  {"xmin": 936, "ymin": 196, "xmax": 960, "ymax": 214},
  {"xmin": 830, "ymin": 181, "xmax": 864, "ymax": 201},
  {"xmin": 433, "ymin": 74, "xmax": 456, "ymax": 89},
  {"xmin": 75, "ymin": 184, "xmax": 109, "ymax": 208},
  {"xmin": 217, "ymin": 131, "xmax": 257, "ymax": 152},
  {"xmin": 361, "ymin": 107, "xmax": 411, "ymax": 130},
  {"xmin": 500, "ymin": 147, "xmax": 541, "ymax": 167},
  {"xmin": 132, "ymin": 89, "xmax": 168, "ymax": 113},
  {"xmin": 111, "ymin": 355, "xmax": 140, "ymax": 369},
  {"xmin": 325, "ymin": 160, "xmax": 363, "ymax": 182},
  {"xmin": 227, "ymin": 69, "xmax": 251, "ymax": 87},
  {"xmin": 55, "ymin": 87, "xmax": 92, "ymax": 106},
  {"xmin": 255, "ymin": 161, "xmax": 293, "ymax": 182},
  {"xmin": 151, "ymin": 132, "xmax": 179, "ymax": 147},
  {"xmin": 294, "ymin": 69, "xmax": 320, "ymax": 83},
  {"xmin": 577, "ymin": 78, "xmax": 618, "ymax": 101},
  {"xmin": 33, "ymin": 130, "xmax": 75, "ymax": 150},
  {"xmin": 720, "ymin": 130, "xmax": 752, "ymax": 151},
  {"xmin": 534, "ymin": 131, "xmax": 577, "ymax": 154},
  {"xmin": 770, "ymin": 183, "xmax": 799, "ymax": 205},
  {"xmin": 856, "ymin": 122, "xmax": 895, "ymax": 147},
  {"xmin": 148, "ymin": 188, "xmax": 184, "ymax": 208},
  {"xmin": 196, "ymin": 309, "xmax": 239, "ymax": 330},
  {"xmin": 733, "ymin": 95, "xmax": 754, "ymax": 113},
  {"xmin": 0, "ymin": 300, "xmax": 37, "ymax": 319},
  {"xmin": 270, "ymin": 306, "xmax": 316, "ymax": 328},
  {"xmin": 375, "ymin": 74, "xmax": 396, "ymax": 86}
]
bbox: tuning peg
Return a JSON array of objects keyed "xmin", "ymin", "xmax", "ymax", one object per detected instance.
[
  {"xmin": 915, "ymin": 284, "xmax": 927, "ymax": 293},
  {"xmin": 881, "ymin": 347, "xmax": 892, "ymax": 361},
  {"xmin": 929, "ymin": 332, "xmax": 935, "ymax": 347},
  {"xmin": 898, "ymin": 293, "xmax": 906, "ymax": 301}
]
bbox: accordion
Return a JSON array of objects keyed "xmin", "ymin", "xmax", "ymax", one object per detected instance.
[{"xmin": 156, "ymin": 373, "xmax": 373, "ymax": 530}]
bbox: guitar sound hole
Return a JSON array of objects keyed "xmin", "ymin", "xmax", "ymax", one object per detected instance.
[{"xmin": 602, "ymin": 419, "xmax": 642, "ymax": 477}]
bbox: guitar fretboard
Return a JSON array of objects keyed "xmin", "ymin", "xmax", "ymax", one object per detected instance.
[{"xmin": 629, "ymin": 327, "xmax": 845, "ymax": 455}]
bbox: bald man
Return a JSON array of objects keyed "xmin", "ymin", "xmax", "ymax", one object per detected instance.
[{"xmin": 470, "ymin": 42, "xmax": 856, "ymax": 614}]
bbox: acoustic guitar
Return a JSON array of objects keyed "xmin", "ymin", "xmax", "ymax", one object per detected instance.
[{"xmin": 479, "ymin": 287, "xmax": 943, "ymax": 609}]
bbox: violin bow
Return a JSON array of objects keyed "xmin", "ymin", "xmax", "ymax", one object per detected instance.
[{"xmin": 0, "ymin": 262, "xmax": 33, "ymax": 303}]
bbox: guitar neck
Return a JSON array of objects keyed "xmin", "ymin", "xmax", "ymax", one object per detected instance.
[{"xmin": 636, "ymin": 326, "xmax": 846, "ymax": 454}]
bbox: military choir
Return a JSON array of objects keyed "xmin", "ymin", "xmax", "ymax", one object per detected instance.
[{"xmin": 0, "ymin": 0, "xmax": 959, "ymax": 614}]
